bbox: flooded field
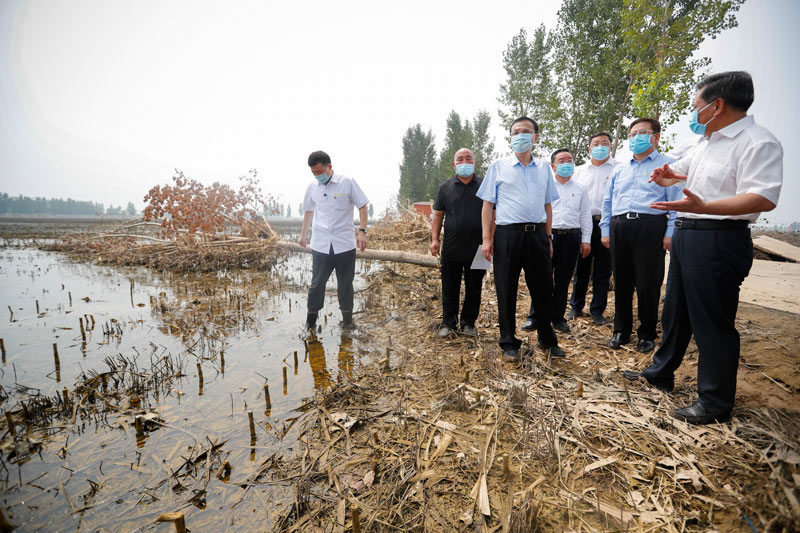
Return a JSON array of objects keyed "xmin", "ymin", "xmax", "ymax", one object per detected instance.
[{"xmin": 0, "ymin": 244, "xmax": 378, "ymax": 531}]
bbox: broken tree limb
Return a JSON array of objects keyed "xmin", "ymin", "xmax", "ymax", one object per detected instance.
[{"xmin": 275, "ymin": 241, "xmax": 439, "ymax": 268}]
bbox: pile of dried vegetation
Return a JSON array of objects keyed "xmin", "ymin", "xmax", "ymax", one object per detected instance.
[{"xmin": 42, "ymin": 170, "xmax": 285, "ymax": 272}]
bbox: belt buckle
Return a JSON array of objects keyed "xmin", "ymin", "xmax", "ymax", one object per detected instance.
[
  {"xmin": 524, "ymin": 223, "xmax": 536, "ymax": 232},
  {"xmin": 675, "ymin": 219, "xmax": 684, "ymax": 229},
  {"xmin": 626, "ymin": 212, "xmax": 639, "ymax": 220}
]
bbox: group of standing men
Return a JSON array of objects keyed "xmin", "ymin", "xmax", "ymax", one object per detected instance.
[
  {"xmin": 297, "ymin": 71, "xmax": 782, "ymax": 426},
  {"xmin": 425, "ymin": 71, "xmax": 782, "ymax": 425}
]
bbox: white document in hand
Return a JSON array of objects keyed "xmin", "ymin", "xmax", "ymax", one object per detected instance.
[{"xmin": 470, "ymin": 245, "xmax": 492, "ymax": 270}]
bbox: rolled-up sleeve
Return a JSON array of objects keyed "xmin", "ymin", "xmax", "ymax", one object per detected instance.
[
  {"xmin": 737, "ymin": 140, "xmax": 783, "ymax": 205},
  {"xmin": 477, "ymin": 164, "xmax": 498, "ymax": 203}
]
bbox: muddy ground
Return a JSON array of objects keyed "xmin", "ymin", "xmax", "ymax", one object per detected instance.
[{"xmin": 1, "ymin": 220, "xmax": 798, "ymax": 532}]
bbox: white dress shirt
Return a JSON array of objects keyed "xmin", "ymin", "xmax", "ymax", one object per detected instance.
[
  {"xmin": 303, "ymin": 173, "xmax": 369, "ymax": 254},
  {"xmin": 670, "ymin": 115, "xmax": 783, "ymax": 221},
  {"xmin": 552, "ymin": 178, "xmax": 592, "ymax": 243},
  {"xmin": 572, "ymin": 157, "xmax": 620, "ymax": 216}
]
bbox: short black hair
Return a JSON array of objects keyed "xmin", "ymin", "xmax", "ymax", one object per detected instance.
[
  {"xmin": 588, "ymin": 131, "xmax": 613, "ymax": 145},
  {"xmin": 697, "ymin": 71, "xmax": 754, "ymax": 112},
  {"xmin": 509, "ymin": 116, "xmax": 539, "ymax": 135},
  {"xmin": 307, "ymin": 151, "xmax": 331, "ymax": 167},
  {"xmin": 550, "ymin": 148, "xmax": 572, "ymax": 163},
  {"xmin": 629, "ymin": 118, "xmax": 661, "ymax": 134}
]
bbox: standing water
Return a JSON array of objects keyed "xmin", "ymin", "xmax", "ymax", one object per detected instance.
[{"xmin": 0, "ymin": 247, "xmax": 375, "ymax": 531}]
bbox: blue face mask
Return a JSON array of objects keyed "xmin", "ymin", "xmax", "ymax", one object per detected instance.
[
  {"xmin": 628, "ymin": 134, "xmax": 652, "ymax": 155},
  {"xmin": 511, "ymin": 133, "xmax": 534, "ymax": 154},
  {"xmin": 591, "ymin": 145, "xmax": 610, "ymax": 160},
  {"xmin": 455, "ymin": 163, "xmax": 474, "ymax": 177},
  {"xmin": 689, "ymin": 101, "xmax": 716, "ymax": 136},
  {"xmin": 555, "ymin": 163, "xmax": 574, "ymax": 177},
  {"xmin": 315, "ymin": 170, "xmax": 330, "ymax": 184}
]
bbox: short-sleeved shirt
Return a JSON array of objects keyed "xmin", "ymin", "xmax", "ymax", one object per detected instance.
[
  {"xmin": 302, "ymin": 173, "xmax": 369, "ymax": 254},
  {"xmin": 433, "ymin": 175, "xmax": 484, "ymax": 262},
  {"xmin": 572, "ymin": 157, "xmax": 620, "ymax": 216},
  {"xmin": 600, "ymin": 150, "xmax": 682, "ymax": 238},
  {"xmin": 476, "ymin": 154, "xmax": 558, "ymax": 225},
  {"xmin": 670, "ymin": 115, "xmax": 783, "ymax": 221}
]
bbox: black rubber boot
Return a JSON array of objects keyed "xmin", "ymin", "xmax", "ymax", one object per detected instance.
[{"xmin": 304, "ymin": 311, "xmax": 318, "ymax": 330}]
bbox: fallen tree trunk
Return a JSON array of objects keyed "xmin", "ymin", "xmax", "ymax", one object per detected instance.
[{"xmin": 275, "ymin": 241, "xmax": 438, "ymax": 268}]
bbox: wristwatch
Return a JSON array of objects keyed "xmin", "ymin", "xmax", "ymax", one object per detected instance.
[
  {"xmin": 358, "ymin": 228, "xmax": 367, "ymax": 233},
  {"xmin": 547, "ymin": 234, "xmax": 553, "ymax": 240}
]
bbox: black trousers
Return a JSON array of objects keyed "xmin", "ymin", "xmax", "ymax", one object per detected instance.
[
  {"xmin": 570, "ymin": 218, "xmax": 611, "ymax": 316},
  {"xmin": 307, "ymin": 247, "xmax": 356, "ymax": 313},
  {"xmin": 527, "ymin": 232, "xmax": 581, "ymax": 323},
  {"xmin": 641, "ymin": 226, "xmax": 752, "ymax": 414},
  {"xmin": 610, "ymin": 215, "xmax": 667, "ymax": 341},
  {"xmin": 440, "ymin": 259, "xmax": 486, "ymax": 329},
  {"xmin": 493, "ymin": 225, "xmax": 557, "ymax": 351}
]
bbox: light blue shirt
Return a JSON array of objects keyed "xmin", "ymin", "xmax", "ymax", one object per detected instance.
[
  {"xmin": 599, "ymin": 150, "xmax": 682, "ymax": 238},
  {"xmin": 477, "ymin": 154, "xmax": 558, "ymax": 225}
]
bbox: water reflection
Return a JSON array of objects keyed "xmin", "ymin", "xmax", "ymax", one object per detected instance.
[{"xmin": 0, "ymin": 247, "xmax": 374, "ymax": 531}]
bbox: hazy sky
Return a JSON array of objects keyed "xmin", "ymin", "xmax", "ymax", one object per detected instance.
[{"xmin": 1, "ymin": 0, "xmax": 797, "ymax": 224}]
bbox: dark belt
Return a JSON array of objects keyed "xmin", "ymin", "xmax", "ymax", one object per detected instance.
[
  {"xmin": 552, "ymin": 228, "xmax": 581, "ymax": 235},
  {"xmin": 675, "ymin": 218, "xmax": 750, "ymax": 230},
  {"xmin": 612, "ymin": 213, "xmax": 666, "ymax": 220},
  {"xmin": 502, "ymin": 222, "xmax": 545, "ymax": 232}
]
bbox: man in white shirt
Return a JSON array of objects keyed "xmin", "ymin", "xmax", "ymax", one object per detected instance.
[
  {"xmin": 522, "ymin": 148, "xmax": 591, "ymax": 333},
  {"xmin": 570, "ymin": 132, "xmax": 620, "ymax": 325},
  {"xmin": 624, "ymin": 71, "xmax": 783, "ymax": 425},
  {"xmin": 299, "ymin": 151, "xmax": 369, "ymax": 330}
]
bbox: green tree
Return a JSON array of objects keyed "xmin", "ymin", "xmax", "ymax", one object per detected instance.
[
  {"xmin": 472, "ymin": 110, "xmax": 496, "ymax": 176},
  {"xmin": 434, "ymin": 110, "xmax": 474, "ymax": 195},
  {"xmin": 398, "ymin": 124, "xmax": 437, "ymax": 205},
  {"xmin": 497, "ymin": 25, "xmax": 558, "ymax": 157},
  {"xmin": 622, "ymin": 0, "xmax": 745, "ymax": 133},
  {"xmin": 549, "ymin": 0, "xmax": 632, "ymax": 162},
  {"xmin": 126, "ymin": 202, "xmax": 137, "ymax": 215},
  {"xmin": 368, "ymin": 203, "xmax": 374, "ymax": 219},
  {"xmin": 287, "ymin": 205, "xmax": 292, "ymax": 218}
]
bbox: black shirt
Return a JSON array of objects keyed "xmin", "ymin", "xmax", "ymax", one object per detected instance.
[{"xmin": 433, "ymin": 175, "xmax": 484, "ymax": 262}]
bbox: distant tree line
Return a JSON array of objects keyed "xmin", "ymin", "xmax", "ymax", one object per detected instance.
[
  {"xmin": 0, "ymin": 193, "xmax": 137, "ymax": 216},
  {"xmin": 398, "ymin": 110, "xmax": 496, "ymax": 205}
]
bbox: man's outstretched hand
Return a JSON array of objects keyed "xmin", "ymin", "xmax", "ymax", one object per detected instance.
[
  {"xmin": 651, "ymin": 188, "xmax": 706, "ymax": 214},
  {"xmin": 649, "ymin": 164, "xmax": 687, "ymax": 187}
]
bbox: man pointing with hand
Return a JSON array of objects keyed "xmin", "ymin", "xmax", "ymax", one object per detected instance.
[{"xmin": 623, "ymin": 71, "xmax": 783, "ymax": 425}]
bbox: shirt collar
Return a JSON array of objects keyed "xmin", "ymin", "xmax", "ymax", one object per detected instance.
[
  {"xmin": 451, "ymin": 175, "xmax": 475, "ymax": 186},
  {"xmin": 713, "ymin": 115, "xmax": 754, "ymax": 140},
  {"xmin": 327, "ymin": 172, "xmax": 341, "ymax": 184},
  {"xmin": 512, "ymin": 154, "xmax": 537, "ymax": 167},
  {"xmin": 630, "ymin": 150, "xmax": 659, "ymax": 164}
]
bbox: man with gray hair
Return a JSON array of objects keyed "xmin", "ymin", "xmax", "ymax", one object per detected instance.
[{"xmin": 430, "ymin": 148, "xmax": 487, "ymax": 337}]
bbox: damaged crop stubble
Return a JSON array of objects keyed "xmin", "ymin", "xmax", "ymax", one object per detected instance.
[{"xmin": 2, "ymin": 210, "xmax": 799, "ymax": 531}]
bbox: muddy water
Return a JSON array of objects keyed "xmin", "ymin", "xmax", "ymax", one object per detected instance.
[{"xmin": 0, "ymin": 247, "xmax": 378, "ymax": 531}]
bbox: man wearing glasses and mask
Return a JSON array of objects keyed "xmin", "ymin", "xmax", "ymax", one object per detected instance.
[
  {"xmin": 624, "ymin": 71, "xmax": 783, "ymax": 425},
  {"xmin": 477, "ymin": 117, "xmax": 564, "ymax": 362},
  {"xmin": 600, "ymin": 119, "xmax": 683, "ymax": 354}
]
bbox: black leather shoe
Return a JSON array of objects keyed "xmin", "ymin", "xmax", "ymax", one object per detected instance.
[
  {"xmin": 670, "ymin": 401, "xmax": 730, "ymax": 425},
  {"xmin": 637, "ymin": 339, "xmax": 655, "ymax": 353},
  {"xmin": 538, "ymin": 343, "xmax": 565, "ymax": 358},
  {"xmin": 502, "ymin": 349, "xmax": 520, "ymax": 363},
  {"xmin": 608, "ymin": 332, "xmax": 630, "ymax": 349},
  {"xmin": 552, "ymin": 320, "xmax": 571, "ymax": 333},
  {"xmin": 521, "ymin": 318, "xmax": 536, "ymax": 332},
  {"xmin": 591, "ymin": 313, "xmax": 607, "ymax": 326},
  {"xmin": 621, "ymin": 370, "xmax": 673, "ymax": 392},
  {"xmin": 566, "ymin": 308, "xmax": 581, "ymax": 320}
]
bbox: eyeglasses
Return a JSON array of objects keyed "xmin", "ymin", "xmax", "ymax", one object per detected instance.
[{"xmin": 628, "ymin": 130, "xmax": 654, "ymax": 138}]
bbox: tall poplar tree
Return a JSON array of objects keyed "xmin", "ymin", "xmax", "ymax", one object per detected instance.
[{"xmin": 398, "ymin": 124, "xmax": 437, "ymax": 205}]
